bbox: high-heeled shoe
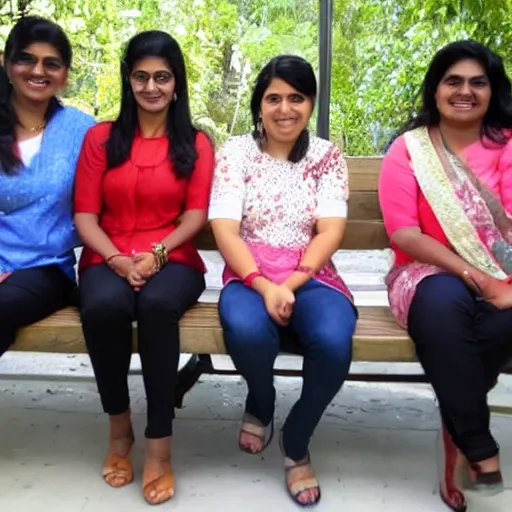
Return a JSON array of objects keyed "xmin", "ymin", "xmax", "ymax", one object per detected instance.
[{"xmin": 437, "ymin": 425, "xmax": 470, "ymax": 512}]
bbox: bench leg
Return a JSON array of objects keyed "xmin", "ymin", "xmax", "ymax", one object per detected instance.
[{"xmin": 175, "ymin": 354, "xmax": 214, "ymax": 409}]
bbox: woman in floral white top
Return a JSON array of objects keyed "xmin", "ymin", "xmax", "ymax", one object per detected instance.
[{"xmin": 209, "ymin": 55, "xmax": 357, "ymax": 507}]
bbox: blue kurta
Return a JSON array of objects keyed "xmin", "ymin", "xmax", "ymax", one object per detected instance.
[{"xmin": 0, "ymin": 105, "xmax": 95, "ymax": 279}]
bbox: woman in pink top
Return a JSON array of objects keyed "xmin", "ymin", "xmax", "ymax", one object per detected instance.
[
  {"xmin": 379, "ymin": 40, "xmax": 512, "ymax": 511},
  {"xmin": 209, "ymin": 55, "xmax": 357, "ymax": 507}
]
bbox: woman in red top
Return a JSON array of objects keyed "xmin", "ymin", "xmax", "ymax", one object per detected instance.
[{"xmin": 74, "ymin": 31, "xmax": 214, "ymax": 505}]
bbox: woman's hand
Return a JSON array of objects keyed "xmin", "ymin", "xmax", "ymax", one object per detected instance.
[
  {"xmin": 109, "ymin": 255, "xmax": 146, "ymax": 290},
  {"xmin": 133, "ymin": 252, "xmax": 159, "ymax": 278},
  {"xmin": 0, "ymin": 272, "xmax": 11, "ymax": 285},
  {"xmin": 475, "ymin": 273, "xmax": 512, "ymax": 309},
  {"xmin": 262, "ymin": 283, "xmax": 295, "ymax": 325}
]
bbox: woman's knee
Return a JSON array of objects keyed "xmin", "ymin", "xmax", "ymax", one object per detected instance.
[
  {"xmin": 219, "ymin": 283, "xmax": 278, "ymax": 349},
  {"xmin": 79, "ymin": 266, "xmax": 133, "ymax": 322},
  {"xmin": 137, "ymin": 265, "xmax": 205, "ymax": 320},
  {"xmin": 79, "ymin": 287, "xmax": 132, "ymax": 323},
  {"xmin": 137, "ymin": 291, "xmax": 181, "ymax": 322},
  {"xmin": 408, "ymin": 274, "xmax": 475, "ymax": 343},
  {"xmin": 308, "ymin": 321, "xmax": 354, "ymax": 370},
  {"xmin": 411, "ymin": 274, "xmax": 473, "ymax": 316}
]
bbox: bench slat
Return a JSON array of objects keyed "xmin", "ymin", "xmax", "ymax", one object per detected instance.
[
  {"xmin": 348, "ymin": 191, "xmax": 382, "ymax": 221},
  {"xmin": 13, "ymin": 305, "xmax": 415, "ymax": 362},
  {"xmin": 347, "ymin": 157, "xmax": 381, "ymax": 191}
]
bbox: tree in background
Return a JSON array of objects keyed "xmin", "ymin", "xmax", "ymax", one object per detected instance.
[{"xmin": 0, "ymin": 0, "xmax": 510, "ymax": 155}]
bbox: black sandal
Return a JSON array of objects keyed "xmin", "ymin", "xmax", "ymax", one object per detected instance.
[
  {"xmin": 238, "ymin": 412, "xmax": 274, "ymax": 455},
  {"xmin": 279, "ymin": 436, "xmax": 321, "ymax": 507}
]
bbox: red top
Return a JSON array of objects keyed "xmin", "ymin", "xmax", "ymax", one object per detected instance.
[{"xmin": 74, "ymin": 122, "xmax": 214, "ymax": 272}]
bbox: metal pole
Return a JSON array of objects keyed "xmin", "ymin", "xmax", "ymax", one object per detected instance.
[{"xmin": 317, "ymin": 0, "xmax": 333, "ymax": 140}]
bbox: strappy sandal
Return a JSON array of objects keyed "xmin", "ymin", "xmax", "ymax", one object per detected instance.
[
  {"xmin": 142, "ymin": 457, "xmax": 175, "ymax": 505},
  {"xmin": 238, "ymin": 412, "xmax": 274, "ymax": 455},
  {"xmin": 103, "ymin": 442, "xmax": 134, "ymax": 488},
  {"xmin": 280, "ymin": 436, "xmax": 321, "ymax": 507}
]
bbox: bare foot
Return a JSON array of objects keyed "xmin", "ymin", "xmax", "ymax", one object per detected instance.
[
  {"xmin": 142, "ymin": 437, "xmax": 175, "ymax": 505},
  {"xmin": 285, "ymin": 456, "xmax": 321, "ymax": 506},
  {"xmin": 103, "ymin": 410, "xmax": 134, "ymax": 488}
]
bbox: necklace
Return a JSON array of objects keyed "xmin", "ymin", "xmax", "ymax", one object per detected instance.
[{"xmin": 18, "ymin": 121, "xmax": 46, "ymax": 133}]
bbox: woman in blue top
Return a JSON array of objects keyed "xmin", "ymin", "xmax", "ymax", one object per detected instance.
[{"xmin": 0, "ymin": 16, "xmax": 95, "ymax": 355}]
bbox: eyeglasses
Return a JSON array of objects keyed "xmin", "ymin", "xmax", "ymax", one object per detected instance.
[
  {"xmin": 131, "ymin": 70, "xmax": 174, "ymax": 86},
  {"xmin": 11, "ymin": 52, "xmax": 65, "ymax": 71}
]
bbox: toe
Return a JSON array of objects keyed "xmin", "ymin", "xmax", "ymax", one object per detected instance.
[{"xmin": 239, "ymin": 431, "xmax": 263, "ymax": 453}]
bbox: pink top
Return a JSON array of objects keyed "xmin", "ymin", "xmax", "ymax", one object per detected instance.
[
  {"xmin": 208, "ymin": 134, "xmax": 353, "ymax": 301},
  {"xmin": 378, "ymin": 134, "xmax": 512, "ymax": 265}
]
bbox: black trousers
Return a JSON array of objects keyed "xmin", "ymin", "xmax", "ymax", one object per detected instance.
[
  {"xmin": 79, "ymin": 262, "xmax": 205, "ymax": 439},
  {"xmin": 408, "ymin": 273, "xmax": 512, "ymax": 463},
  {"xmin": 0, "ymin": 265, "xmax": 74, "ymax": 355}
]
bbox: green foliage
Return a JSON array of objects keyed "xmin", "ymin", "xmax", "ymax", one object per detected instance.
[{"xmin": 1, "ymin": 0, "xmax": 511, "ymax": 154}]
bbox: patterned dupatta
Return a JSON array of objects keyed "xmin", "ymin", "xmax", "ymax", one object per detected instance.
[{"xmin": 387, "ymin": 126, "xmax": 512, "ymax": 328}]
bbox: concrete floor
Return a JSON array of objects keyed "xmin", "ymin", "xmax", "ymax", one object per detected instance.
[
  {"xmin": 1, "ymin": 251, "xmax": 511, "ymax": 511},
  {"xmin": 1, "ymin": 354, "xmax": 512, "ymax": 512}
]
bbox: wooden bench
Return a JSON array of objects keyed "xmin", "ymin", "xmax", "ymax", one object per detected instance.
[{"xmin": 11, "ymin": 156, "xmax": 428, "ymax": 407}]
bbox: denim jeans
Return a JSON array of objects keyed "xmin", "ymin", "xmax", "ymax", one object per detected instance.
[{"xmin": 219, "ymin": 279, "xmax": 357, "ymax": 460}]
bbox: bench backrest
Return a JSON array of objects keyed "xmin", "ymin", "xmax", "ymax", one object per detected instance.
[{"xmin": 194, "ymin": 156, "xmax": 386, "ymax": 251}]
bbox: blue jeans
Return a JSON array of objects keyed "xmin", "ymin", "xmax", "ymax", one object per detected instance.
[{"xmin": 219, "ymin": 279, "xmax": 357, "ymax": 460}]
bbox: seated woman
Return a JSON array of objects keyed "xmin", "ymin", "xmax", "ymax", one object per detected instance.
[
  {"xmin": 0, "ymin": 16, "xmax": 94, "ymax": 355},
  {"xmin": 379, "ymin": 40, "xmax": 512, "ymax": 512},
  {"xmin": 73, "ymin": 31, "xmax": 214, "ymax": 505},
  {"xmin": 209, "ymin": 55, "xmax": 357, "ymax": 507}
]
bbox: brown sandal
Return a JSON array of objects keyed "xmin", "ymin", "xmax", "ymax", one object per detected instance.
[
  {"xmin": 279, "ymin": 436, "xmax": 321, "ymax": 507},
  {"xmin": 142, "ymin": 458, "xmax": 175, "ymax": 505},
  {"xmin": 238, "ymin": 412, "xmax": 274, "ymax": 454},
  {"xmin": 103, "ymin": 444, "xmax": 134, "ymax": 488}
]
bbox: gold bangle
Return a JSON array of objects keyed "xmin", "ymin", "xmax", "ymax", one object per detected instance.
[{"xmin": 152, "ymin": 242, "xmax": 168, "ymax": 268}]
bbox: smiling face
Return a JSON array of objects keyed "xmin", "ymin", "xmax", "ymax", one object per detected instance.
[
  {"xmin": 6, "ymin": 42, "xmax": 68, "ymax": 103},
  {"xmin": 260, "ymin": 78, "xmax": 314, "ymax": 145},
  {"xmin": 129, "ymin": 57, "xmax": 175, "ymax": 115},
  {"xmin": 434, "ymin": 59, "xmax": 491, "ymax": 127}
]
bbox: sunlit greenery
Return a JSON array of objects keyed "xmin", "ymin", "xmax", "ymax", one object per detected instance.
[{"xmin": 1, "ymin": 0, "xmax": 510, "ymax": 154}]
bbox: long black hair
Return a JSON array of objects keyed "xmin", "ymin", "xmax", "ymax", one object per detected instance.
[
  {"xmin": 0, "ymin": 16, "xmax": 72, "ymax": 174},
  {"xmin": 250, "ymin": 55, "xmax": 317, "ymax": 163},
  {"xmin": 105, "ymin": 30, "xmax": 198, "ymax": 178},
  {"xmin": 402, "ymin": 39, "xmax": 512, "ymax": 144}
]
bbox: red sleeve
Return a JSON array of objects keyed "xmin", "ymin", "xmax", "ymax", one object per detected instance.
[
  {"xmin": 185, "ymin": 131, "xmax": 215, "ymax": 211},
  {"xmin": 74, "ymin": 123, "xmax": 110, "ymax": 215},
  {"xmin": 378, "ymin": 135, "xmax": 420, "ymax": 236}
]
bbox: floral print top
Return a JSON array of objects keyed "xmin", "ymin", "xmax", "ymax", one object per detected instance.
[{"xmin": 208, "ymin": 133, "xmax": 352, "ymax": 300}]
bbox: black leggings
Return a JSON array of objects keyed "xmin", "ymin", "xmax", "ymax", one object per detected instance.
[
  {"xmin": 79, "ymin": 262, "xmax": 205, "ymax": 439},
  {"xmin": 408, "ymin": 273, "xmax": 512, "ymax": 463},
  {"xmin": 0, "ymin": 265, "xmax": 74, "ymax": 355}
]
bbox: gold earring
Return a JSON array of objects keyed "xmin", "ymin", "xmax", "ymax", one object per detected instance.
[{"xmin": 257, "ymin": 117, "xmax": 266, "ymax": 143}]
